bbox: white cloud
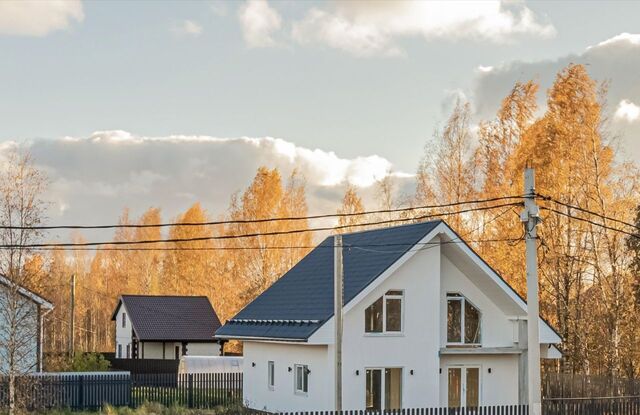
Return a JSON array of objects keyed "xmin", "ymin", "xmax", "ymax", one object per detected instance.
[
  {"xmin": 477, "ymin": 65, "xmax": 494, "ymax": 73},
  {"xmin": 615, "ymin": 100, "xmax": 640, "ymax": 123},
  {"xmin": 12, "ymin": 131, "xmax": 413, "ymax": 240},
  {"xmin": 238, "ymin": 0, "xmax": 282, "ymax": 48},
  {"xmin": 589, "ymin": 32, "xmax": 640, "ymax": 49},
  {"xmin": 172, "ymin": 20, "xmax": 203, "ymax": 37},
  {"xmin": 291, "ymin": 1, "xmax": 555, "ymax": 57},
  {"xmin": 0, "ymin": 0, "xmax": 83, "ymax": 37}
]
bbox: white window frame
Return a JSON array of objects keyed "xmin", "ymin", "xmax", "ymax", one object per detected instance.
[
  {"xmin": 268, "ymin": 361, "xmax": 275, "ymax": 390},
  {"xmin": 365, "ymin": 367, "xmax": 403, "ymax": 410},
  {"xmin": 365, "ymin": 290, "xmax": 404, "ymax": 335},
  {"xmin": 446, "ymin": 365, "xmax": 482, "ymax": 408},
  {"xmin": 117, "ymin": 344, "xmax": 122, "ymax": 358},
  {"xmin": 446, "ymin": 293, "xmax": 481, "ymax": 346},
  {"xmin": 294, "ymin": 364, "xmax": 309, "ymax": 395}
]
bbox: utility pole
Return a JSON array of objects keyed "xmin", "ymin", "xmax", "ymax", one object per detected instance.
[
  {"xmin": 69, "ymin": 274, "xmax": 75, "ymax": 359},
  {"xmin": 334, "ymin": 234, "xmax": 343, "ymax": 412},
  {"xmin": 521, "ymin": 168, "xmax": 541, "ymax": 415}
]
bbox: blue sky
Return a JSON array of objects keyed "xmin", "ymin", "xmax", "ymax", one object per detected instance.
[{"xmin": 0, "ymin": 0, "xmax": 639, "ymax": 235}]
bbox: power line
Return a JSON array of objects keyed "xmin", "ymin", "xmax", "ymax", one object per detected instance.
[
  {"xmin": 0, "ymin": 195, "xmax": 525, "ymax": 231},
  {"xmin": 537, "ymin": 194, "xmax": 639, "ymax": 231},
  {"xmin": 540, "ymin": 206, "xmax": 640, "ymax": 240},
  {"xmin": 0, "ymin": 202, "xmax": 523, "ymax": 249},
  {"xmin": 27, "ymin": 237, "xmax": 524, "ymax": 253}
]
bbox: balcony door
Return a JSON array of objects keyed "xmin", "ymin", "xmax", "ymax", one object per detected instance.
[
  {"xmin": 447, "ymin": 366, "xmax": 480, "ymax": 408},
  {"xmin": 365, "ymin": 368, "xmax": 402, "ymax": 411}
]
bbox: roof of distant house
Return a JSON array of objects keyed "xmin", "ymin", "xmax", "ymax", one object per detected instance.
[
  {"xmin": 111, "ymin": 295, "xmax": 222, "ymax": 342},
  {"xmin": 216, "ymin": 220, "xmax": 441, "ymax": 341},
  {"xmin": 0, "ymin": 275, "xmax": 54, "ymax": 309}
]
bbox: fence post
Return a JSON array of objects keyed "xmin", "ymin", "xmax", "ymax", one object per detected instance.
[
  {"xmin": 78, "ymin": 375, "xmax": 84, "ymax": 410},
  {"xmin": 188, "ymin": 374, "xmax": 194, "ymax": 409}
]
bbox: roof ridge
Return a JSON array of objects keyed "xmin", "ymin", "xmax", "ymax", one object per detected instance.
[
  {"xmin": 339, "ymin": 219, "xmax": 443, "ymax": 237},
  {"xmin": 121, "ymin": 294, "xmax": 209, "ymax": 298}
]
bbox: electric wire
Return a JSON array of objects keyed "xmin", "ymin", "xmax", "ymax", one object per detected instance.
[{"xmin": 0, "ymin": 202, "xmax": 523, "ymax": 249}]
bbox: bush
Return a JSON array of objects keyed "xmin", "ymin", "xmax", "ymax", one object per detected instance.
[{"xmin": 69, "ymin": 352, "xmax": 111, "ymax": 372}]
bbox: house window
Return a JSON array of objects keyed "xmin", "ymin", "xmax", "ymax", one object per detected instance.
[
  {"xmin": 122, "ymin": 312, "xmax": 126, "ymax": 328},
  {"xmin": 126, "ymin": 344, "xmax": 131, "ymax": 358},
  {"xmin": 268, "ymin": 361, "xmax": 275, "ymax": 389},
  {"xmin": 365, "ymin": 290, "xmax": 403, "ymax": 333},
  {"xmin": 366, "ymin": 368, "xmax": 402, "ymax": 411},
  {"xmin": 117, "ymin": 344, "xmax": 122, "ymax": 358},
  {"xmin": 294, "ymin": 364, "xmax": 309, "ymax": 394},
  {"xmin": 447, "ymin": 293, "xmax": 481, "ymax": 345},
  {"xmin": 448, "ymin": 366, "xmax": 480, "ymax": 408}
]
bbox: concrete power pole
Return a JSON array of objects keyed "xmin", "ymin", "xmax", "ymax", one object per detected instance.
[
  {"xmin": 334, "ymin": 234, "xmax": 343, "ymax": 412},
  {"xmin": 521, "ymin": 168, "xmax": 542, "ymax": 415},
  {"xmin": 69, "ymin": 273, "xmax": 76, "ymax": 359}
]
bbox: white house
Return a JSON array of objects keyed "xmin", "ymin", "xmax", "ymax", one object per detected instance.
[
  {"xmin": 111, "ymin": 295, "xmax": 224, "ymax": 359},
  {"xmin": 216, "ymin": 220, "xmax": 562, "ymax": 412},
  {"xmin": 0, "ymin": 275, "xmax": 54, "ymax": 373}
]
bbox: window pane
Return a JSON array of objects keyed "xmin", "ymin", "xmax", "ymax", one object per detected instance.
[
  {"xmin": 464, "ymin": 301, "xmax": 481, "ymax": 344},
  {"xmin": 385, "ymin": 368, "xmax": 402, "ymax": 410},
  {"xmin": 466, "ymin": 368, "xmax": 480, "ymax": 407},
  {"xmin": 447, "ymin": 299, "xmax": 462, "ymax": 343},
  {"xmin": 268, "ymin": 361, "xmax": 274, "ymax": 387},
  {"xmin": 366, "ymin": 369, "xmax": 382, "ymax": 411},
  {"xmin": 365, "ymin": 297, "xmax": 384, "ymax": 333},
  {"xmin": 296, "ymin": 366, "xmax": 303, "ymax": 391},
  {"xmin": 303, "ymin": 366, "xmax": 308, "ymax": 392},
  {"xmin": 386, "ymin": 298, "xmax": 402, "ymax": 332},
  {"xmin": 448, "ymin": 368, "xmax": 462, "ymax": 408}
]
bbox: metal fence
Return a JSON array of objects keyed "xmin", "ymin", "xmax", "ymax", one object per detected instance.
[
  {"xmin": 107, "ymin": 357, "xmax": 181, "ymax": 374},
  {"xmin": 0, "ymin": 372, "xmax": 242, "ymax": 411},
  {"xmin": 544, "ymin": 396, "xmax": 640, "ymax": 415},
  {"xmin": 543, "ymin": 373, "xmax": 640, "ymax": 398}
]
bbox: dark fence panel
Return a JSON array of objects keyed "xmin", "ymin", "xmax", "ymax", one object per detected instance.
[
  {"xmin": 108, "ymin": 358, "xmax": 180, "ymax": 374},
  {"xmin": 0, "ymin": 373, "xmax": 130, "ymax": 411},
  {"xmin": 544, "ymin": 396, "xmax": 640, "ymax": 415},
  {"xmin": 543, "ymin": 373, "xmax": 640, "ymax": 398}
]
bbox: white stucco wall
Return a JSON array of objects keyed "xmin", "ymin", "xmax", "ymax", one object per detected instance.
[
  {"xmin": 186, "ymin": 342, "xmax": 221, "ymax": 356},
  {"xmin": 114, "ymin": 305, "xmax": 132, "ymax": 358},
  {"xmin": 243, "ymin": 341, "xmax": 332, "ymax": 412},
  {"xmin": 0, "ymin": 288, "xmax": 40, "ymax": 373}
]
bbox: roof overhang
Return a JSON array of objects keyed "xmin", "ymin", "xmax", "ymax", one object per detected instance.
[{"xmin": 0, "ymin": 275, "xmax": 53, "ymax": 310}]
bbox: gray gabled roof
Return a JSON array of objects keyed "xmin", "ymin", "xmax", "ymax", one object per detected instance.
[
  {"xmin": 112, "ymin": 295, "xmax": 222, "ymax": 342},
  {"xmin": 216, "ymin": 220, "xmax": 441, "ymax": 341}
]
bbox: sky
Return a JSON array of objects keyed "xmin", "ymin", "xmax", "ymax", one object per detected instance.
[{"xmin": 0, "ymin": 0, "xmax": 639, "ymax": 241}]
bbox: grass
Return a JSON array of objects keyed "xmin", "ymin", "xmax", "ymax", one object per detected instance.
[{"xmin": 32, "ymin": 402, "xmax": 251, "ymax": 415}]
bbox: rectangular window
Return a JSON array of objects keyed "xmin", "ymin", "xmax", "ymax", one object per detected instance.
[
  {"xmin": 126, "ymin": 344, "xmax": 131, "ymax": 358},
  {"xmin": 365, "ymin": 290, "xmax": 403, "ymax": 334},
  {"xmin": 294, "ymin": 364, "xmax": 308, "ymax": 394},
  {"xmin": 117, "ymin": 344, "xmax": 122, "ymax": 358},
  {"xmin": 447, "ymin": 294, "xmax": 481, "ymax": 345},
  {"xmin": 122, "ymin": 312, "xmax": 126, "ymax": 328},
  {"xmin": 268, "ymin": 361, "xmax": 275, "ymax": 389},
  {"xmin": 366, "ymin": 368, "xmax": 402, "ymax": 410}
]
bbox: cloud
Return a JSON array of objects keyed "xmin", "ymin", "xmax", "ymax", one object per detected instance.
[
  {"xmin": 615, "ymin": 100, "xmax": 640, "ymax": 123},
  {"xmin": 0, "ymin": 0, "xmax": 83, "ymax": 37},
  {"xmin": 291, "ymin": 1, "xmax": 555, "ymax": 57},
  {"xmin": 9, "ymin": 131, "xmax": 412, "ymax": 240},
  {"xmin": 172, "ymin": 20, "xmax": 203, "ymax": 37},
  {"xmin": 238, "ymin": 0, "xmax": 282, "ymax": 48},
  {"xmin": 471, "ymin": 32, "xmax": 640, "ymax": 159}
]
